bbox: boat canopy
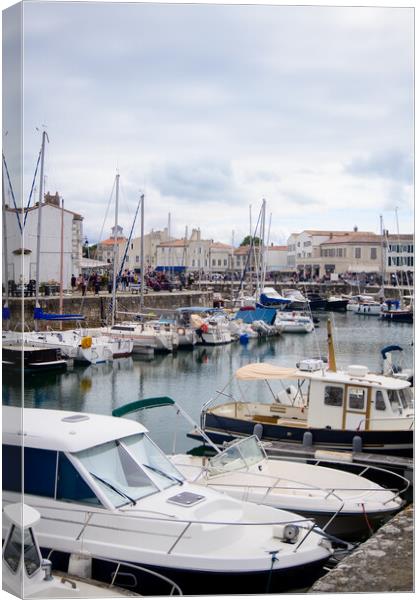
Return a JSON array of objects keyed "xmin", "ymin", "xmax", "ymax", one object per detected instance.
[
  {"xmin": 113, "ymin": 397, "xmax": 175, "ymax": 417},
  {"xmin": 235, "ymin": 363, "xmax": 299, "ymax": 381},
  {"xmin": 33, "ymin": 307, "xmax": 85, "ymax": 321}
]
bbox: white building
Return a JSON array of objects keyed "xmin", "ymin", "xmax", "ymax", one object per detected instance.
[
  {"xmin": 385, "ymin": 233, "xmax": 414, "ymax": 284},
  {"xmin": 126, "ymin": 228, "xmax": 169, "ymax": 271},
  {"xmin": 4, "ymin": 192, "xmax": 83, "ymax": 288},
  {"xmin": 266, "ymin": 245, "xmax": 289, "ymax": 272},
  {"xmin": 209, "ymin": 242, "xmax": 234, "ymax": 273}
]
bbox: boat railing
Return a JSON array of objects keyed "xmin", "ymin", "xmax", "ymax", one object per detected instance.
[
  {"xmin": 355, "ymin": 415, "xmax": 414, "ymax": 431},
  {"xmin": 308, "ymin": 458, "xmax": 411, "ymax": 504},
  {"xmin": 30, "ymin": 503, "xmax": 316, "ymax": 557},
  {"xmin": 48, "ymin": 550, "xmax": 183, "ymax": 595}
]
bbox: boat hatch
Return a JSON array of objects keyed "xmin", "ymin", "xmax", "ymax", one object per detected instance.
[
  {"xmin": 167, "ymin": 492, "xmax": 206, "ymax": 507},
  {"xmin": 61, "ymin": 414, "xmax": 90, "ymax": 423}
]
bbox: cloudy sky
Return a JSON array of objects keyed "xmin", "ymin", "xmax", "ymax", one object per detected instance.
[{"xmin": 3, "ymin": 1, "xmax": 414, "ymax": 245}]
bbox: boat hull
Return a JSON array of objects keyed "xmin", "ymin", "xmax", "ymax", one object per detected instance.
[
  {"xmin": 380, "ymin": 311, "xmax": 413, "ymax": 324},
  {"xmin": 44, "ymin": 548, "xmax": 329, "ymax": 595},
  {"xmin": 203, "ymin": 413, "xmax": 413, "ymax": 457}
]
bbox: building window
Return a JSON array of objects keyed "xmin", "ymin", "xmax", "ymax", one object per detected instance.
[
  {"xmin": 212, "ymin": 259, "xmax": 216, "ymax": 266},
  {"xmin": 135, "ymin": 255, "xmax": 140, "ymax": 262},
  {"xmin": 224, "ymin": 259, "xmax": 227, "ymax": 266},
  {"xmin": 218, "ymin": 259, "xmax": 221, "ymax": 266},
  {"xmin": 354, "ymin": 247, "xmax": 361, "ymax": 259},
  {"xmin": 370, "ymin": 247, "xmax": 377, "ymax": 260},
  {"xmin": 324, "ymin": 386, "xmax": 343, "ymax": 407}
]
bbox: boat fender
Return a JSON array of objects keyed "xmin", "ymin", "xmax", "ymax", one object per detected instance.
[
  {"xmin": 68, "ymin": 553, "xmax": 92, "ymax": 579},
  {"xmin": 302, "ymin": 431, "xmax": 313, "ymax": 448},
  {"xmin": 253, "ymin": 423, "xmax": 263, "ymax": 440},
  {"xmin": 178, "ymin": 327, "xmax": 185, "ymax": 336},
  {"xmin": 352, "ymin": 435, "xmax": 363, "ymax": 453},
  {"xmin": 239, "ymin": 333, "xmax": 249, "ymax": 345},
  {"xmin": 201, "ymin": 323, "xmax": 209, "ymax": 333},
  {"xmin": 80, "ymin": 336, "xmax": 92, "ymax": 349},
  {"xmin": 273, "ymin": 523, "xmax": 300, "ymax": 544}
]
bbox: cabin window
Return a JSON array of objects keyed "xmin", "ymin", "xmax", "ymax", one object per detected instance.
[
  {"xmin": 388, "ymin": 390, "xmax": 402, "ymax": 414},
  {"xmin": 23, "ymin": 527, "xmax": 41, "ymax": 577},
  {"xmin": 324, "ymin": 386, "xmax": 343, "ymax": 406},
  {"xmin": 348, "ymin": 387, "xmax": 366, "ymax": 410},
  {"xmin": 375, "ymin": 391, "xmax": 386, "ymax": 411},
  {"xmin": 73, "ymin": 438, "xmax": 159, "ymax": 508},
  {"xmin": 123, "ymin": 433, "xmax": 184, "ymax": 490},
  {"xmin": 24, "ymin": 448, "xmax": 57, "ymax": 498},
  {"xmin": 56, "ymin": 453, "xmax": 102, "ymax": 506},
  {"xmin": 2, "ymin": 444, "xmax": 22, "ymax": 493},
  {"xmin": 3, "ymin": 525, "xmax": 21, "ymax": 573}
]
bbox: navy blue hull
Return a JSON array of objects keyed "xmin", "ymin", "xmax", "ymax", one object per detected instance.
[
  {"xmin": 43, "ymin": 548, "xmax": 328, "ymax": 595},
  {"xmin": 204, "ymin": 413, "xmax": 413, "ymax": 457}
]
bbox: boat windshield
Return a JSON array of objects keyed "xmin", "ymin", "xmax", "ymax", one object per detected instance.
[
  {"xmin": 74, "ymin": 433, "xmax": 184, "ymax": 508},
  {"xmin": 388, "ymin": 389, "xmax": 414, "ymax": 414},
  {"xmin": 207, "ymin": 436, "xmax": 265, "ymax": 477}
]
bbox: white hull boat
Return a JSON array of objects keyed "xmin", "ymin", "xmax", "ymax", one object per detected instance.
[
  {"xmin": 275, "ymin": 312, "xmax": 314, "ymax": 333},
  {"xmin": 170, "ymin": 436, "xmax": 406, "ymax": 540},
  {"xmin": 96, "ymin": 322, "xmax": 175, "ymax": 353},
  {"xmin": 3, "ymin": 407, "xmax": 332, "ymax": 596},
  {"xmin": 3, "ymin": 503, "xmax": 180, "ymax": 597}
]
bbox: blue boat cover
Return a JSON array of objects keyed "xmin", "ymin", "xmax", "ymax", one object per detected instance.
[
  {"xmin": 33, "ymin": 307, "xmax": 85, "ymax": 321},
  {"xmin": 234, "ymin": 307, "xmax": 277, "ymax": 325},
  {"xmin": 259, "ymin": 293, "xmax": 291, "ymax": 307}
]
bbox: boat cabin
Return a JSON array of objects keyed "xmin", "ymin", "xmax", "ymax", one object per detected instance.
[
  {"xmin": 2, "ymin": 407, "xmax": 185, "ymax": 512},
  {"xmin": 233, "ymin": 361, "xmax": 414, "ymax": 432}
]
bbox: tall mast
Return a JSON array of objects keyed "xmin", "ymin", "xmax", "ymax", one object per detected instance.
[
  {"xmin": 111, "ymin": 173, "xmax": 120, "ymax": 326},
  {"xmin": 380, "ymin": 214, "xmax": 386, "ymax": 292},
  {"xmin": 59, "ymin": 197, "xmax": 64, "ymax": 329},
  {"xmin": 34, "ymin": 130, "xmax": 48, "ymax": 320},
  {"xmin": 2, "ymin": 164, "xmax": 10, "ymax": 328},
  {"xmin": 140, "ymin": 193, "xmax": 145, "ymax": 310}
]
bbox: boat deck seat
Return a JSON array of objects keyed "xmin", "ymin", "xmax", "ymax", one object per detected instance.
[{"xmin": 252, "ymin": 415, "xmax": 279, "ymax": 424}]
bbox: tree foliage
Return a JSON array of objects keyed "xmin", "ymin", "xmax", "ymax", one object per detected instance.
[{"xmin": 240, "ymin": 235, "xmax": 262, "ymax": 247}]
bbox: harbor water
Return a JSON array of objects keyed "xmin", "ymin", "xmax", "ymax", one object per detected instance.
[{"xmin": 3, "ymin": 312, "xmax": 413, "ymax": 456}]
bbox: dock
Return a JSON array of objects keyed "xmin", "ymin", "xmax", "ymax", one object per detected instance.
[{"xmin": 309, "ymin": 504, "xmax": 414, "ymax": 593}]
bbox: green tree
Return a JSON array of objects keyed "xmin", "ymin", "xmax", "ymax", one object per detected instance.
[{"xmin": 240, "ymin": 235, "xmax": 262, "ymax": 247}]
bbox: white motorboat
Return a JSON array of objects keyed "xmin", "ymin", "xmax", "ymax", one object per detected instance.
[
  {"xmin": 170, "ymin": 436, "xmax": 406, "ymax": 540},
  {"xmin": 94, "ymin": 321, "xmax": 175, "ymax": 353},
  {"xmin": 3, "ymin": 407, "xmax": 332, "ymax": 596},
  {"xmin": 190, "ymin": 312, "xmax": 232, "ymax": 345},
  {"xmin": 2, "ymin": 503, "xmax": 181, "ymax": 597},
  {"xmin": 281, "ymin": 289, "xmax": 309, "ymax": 310},
  {"xmin": 275, "ymin": 311, "xmax": 314, "ymax": 333},
  {"xmin": 346, "ymin": 295, "xmax": 381, "ymax": 315},
  {"xmin": 25, "ymin": 330, "xmax": 114, "ymax": 364}
]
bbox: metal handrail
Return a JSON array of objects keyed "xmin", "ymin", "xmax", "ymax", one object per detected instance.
[{"xmin": 49, "ymin": 550, "xmax": 183, "ymax": 595}]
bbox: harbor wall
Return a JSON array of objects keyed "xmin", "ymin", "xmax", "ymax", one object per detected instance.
[
  {"xmin": 309, "ymin": 504, "xmax": 413, "ymax": 593},
  {"xmin": 4, "ymin": 291, "xmax": 214, "ymax": 330}
]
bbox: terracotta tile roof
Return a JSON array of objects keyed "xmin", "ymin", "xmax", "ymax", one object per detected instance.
[
  {"xmin": 99, "ymin": 237, "xmax": 127, "ymax": 246},
  {"xmin": 386, "ymin": 234, "xmax": 414, "ymax": 241},
  {"xmin": 321, "ymin": 233, "xmax": 381, "ymax": 245},
  {"xmin": 211, "ymin": 242, "xmax": 233, "ymax": 249},
  {"xmin": 157, "ymin": 239, "xmax": 187, "ymax": 247},
  {"xmin": 268, "ymin": 245, "xmax": 287, "ymax": 251}
]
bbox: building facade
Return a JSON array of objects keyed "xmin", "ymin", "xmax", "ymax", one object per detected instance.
[
  {"xmin": 95, "ymin": 225, "xmax": 127, "ymax": 271},
  {"xmin": 4, "ymin": 192, "xmax": 83, "ymax": 288}
]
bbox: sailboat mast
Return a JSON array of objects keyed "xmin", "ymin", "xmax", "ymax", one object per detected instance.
[
  {"xmin": 34, "ymin": 130, "xmax": 48, "ymax": 309},
  {"xmin": 2, "ymin": 165, "xmax": 10, "ymax": 327},
  {"xmin": 140, "ymin": 193, "xmax": 145, "ymax": 310},
  {"xmin": 59, "ymin": 197, "xmax": 64, "ymax": 330},
  {"xmin": 111, "ymin": 173, "xmax": 120, "ymax": 326}
]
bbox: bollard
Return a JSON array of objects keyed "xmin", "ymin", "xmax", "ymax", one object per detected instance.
[
  {"xmin": 352, "ymin": 435, "xmax": 363, "ymax": 453},
  {"xmin": 253, "ymin": 423, "xmax": 263, "ymax": 440},
  {"xmin": 302, "ymin": 431, "xmax": 313, "ymax": 448}
]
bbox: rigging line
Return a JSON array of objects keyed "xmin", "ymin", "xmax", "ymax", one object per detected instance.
[
  {"xmin": 24, "ymin": 148, "xmax": 42, "ymax": 227},
  {"xmin": 2, "ymin": 153, "xmax": 22, "ymax": 232},
  {"xmin": 117, "ymin": 194, "xmax": 142, "ymax": 280},
  {"xmin": 237, "ymin": 202, "xmax": 263, "ymax": 297},
  {"xmin": 78, "ymin": 177, "xmax": 116, "ymax": 314}
]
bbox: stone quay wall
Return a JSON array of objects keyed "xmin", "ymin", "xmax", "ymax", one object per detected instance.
[{"xmin": 4, "ymin": 291, "xmax": 214, "ymax": 330}]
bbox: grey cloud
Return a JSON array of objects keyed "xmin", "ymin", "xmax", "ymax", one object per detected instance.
[
  {"xmin": 346, "ymin": 151, "xmax": 413, "ymax": 183},
  {"xmin": 149, "ymin": 160, "xmax": 240, "ymax": 204},
  {"xmin": 283, "ymin": 191, "xmax": 321, "ymax": 206}
]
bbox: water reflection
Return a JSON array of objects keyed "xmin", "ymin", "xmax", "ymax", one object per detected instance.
[{"xmin": 2, "ymin": 313, "xmax": 413, "ymax": 454}]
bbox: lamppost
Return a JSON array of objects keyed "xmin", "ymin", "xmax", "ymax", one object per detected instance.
[{"xmin": 84, "ymin": 237, "xmax": 90, "ymax": 259}]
